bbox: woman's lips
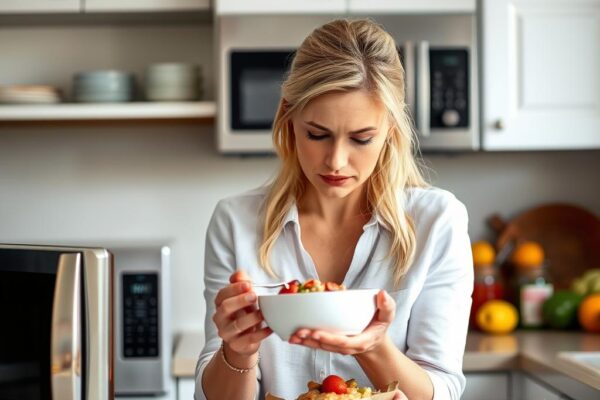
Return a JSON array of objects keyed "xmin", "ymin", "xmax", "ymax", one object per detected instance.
[{"xmin": 320, "ymin": 175, "xmax": 351, "ymax": 186}]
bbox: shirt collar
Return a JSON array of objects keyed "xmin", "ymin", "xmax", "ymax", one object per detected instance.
[{"xmin": 283, "ymin": 201, "xmax": 383, "ymax": 231}]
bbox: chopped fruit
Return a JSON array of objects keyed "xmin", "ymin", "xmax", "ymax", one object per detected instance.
[
  {"xmin": 321, "ymin": 375, "xmax": 348, "ymax": 394},
  {"xmin": 278, "ymin": 280, "xmax": 300, "ymax": 294}
]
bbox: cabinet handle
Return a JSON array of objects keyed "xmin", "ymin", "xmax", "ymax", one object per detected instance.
[{"xmin": 494, "ymin": 119, "xmax": 505, "ymax": 130}]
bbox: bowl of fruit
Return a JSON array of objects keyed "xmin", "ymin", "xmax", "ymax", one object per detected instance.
[{"xmin": 258, "ymin": 279, "xmax": 379, "ymax": 341}]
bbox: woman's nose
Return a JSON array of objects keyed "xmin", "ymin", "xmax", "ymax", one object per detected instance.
[{"xmin": 325, "ymin": 140, "xmax": 348, "ymax": 172}]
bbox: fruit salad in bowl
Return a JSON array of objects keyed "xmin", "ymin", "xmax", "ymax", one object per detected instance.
[{"xmin": 258, "ymin": 279, "xmax": 378, "ymax": 341}]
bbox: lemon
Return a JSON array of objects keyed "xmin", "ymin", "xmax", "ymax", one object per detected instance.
[
  {"xmin": 476, "ymin": 300, "xmax": 518, "ymax": 334},
  {"xmin": 472, "ymin": 241, "xmax": 496, "ymax": 266}
]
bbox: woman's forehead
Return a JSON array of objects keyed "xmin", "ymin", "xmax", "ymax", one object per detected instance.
[{"xmin": 296, "ymin": 90, "xmax": 387, "ymax": 127}]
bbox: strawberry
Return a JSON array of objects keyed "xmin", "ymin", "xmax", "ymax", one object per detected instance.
[
  {"xmin": 278, "ymin": 280, "xmax": 300, "ymax": 294},
  {"xmin": 321, "ymin": 375, "xmax": 348, "ymax": 394}
]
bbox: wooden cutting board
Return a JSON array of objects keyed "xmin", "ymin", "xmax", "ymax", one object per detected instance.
[{"xmin": 489, "ymin": 203, "xmax": 600, "ymax": 290}]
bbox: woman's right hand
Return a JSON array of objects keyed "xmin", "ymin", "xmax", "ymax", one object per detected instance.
[{"xmin": 212, "ymin": 271, "xmax": 272, "ymax": 359}]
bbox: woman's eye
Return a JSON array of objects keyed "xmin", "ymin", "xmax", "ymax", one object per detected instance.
[
  {"xmin": 306, "ymin": 131, "xmax": 328, "ymax": 141},
  {"xmin": 352, "ymin": 137, "xmax": 373, "ymax": 145}
]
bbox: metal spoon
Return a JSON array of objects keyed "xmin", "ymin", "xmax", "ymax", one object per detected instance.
[{"xmin": 252, "ymin": 281, "xmax": 290, "ymax": 289}]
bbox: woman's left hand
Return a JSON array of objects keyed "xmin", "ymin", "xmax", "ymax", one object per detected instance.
[{"xmin": 289, "ymin": 290, "xmax": 395, "ymax": 355}]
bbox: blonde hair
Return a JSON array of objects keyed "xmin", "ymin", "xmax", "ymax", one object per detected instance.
[{"xmin": 259, "ymin": 18, "xmax": 428, "ymax": 288}]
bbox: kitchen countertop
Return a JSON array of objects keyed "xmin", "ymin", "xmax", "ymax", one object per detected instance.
[{"xmin": 173, "ymin": 331, "xmax": 600, "ymax": 392}]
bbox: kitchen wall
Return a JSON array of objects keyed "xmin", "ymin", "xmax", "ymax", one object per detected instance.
[
  {"xmin": 2, "ymin": 125, "xmax": 599, "ymax": 332},
  {"xmin": 1, "ymin": 22, "xmax": 599, "ymax": 333}
]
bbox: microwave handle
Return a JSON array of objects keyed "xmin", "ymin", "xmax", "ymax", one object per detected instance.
[
  {"xmin": 51, "ymin": 253, "xmax": 82, "ymax": 400},
  {"xmin": 402, "ymin": 41, "xmax": 416, "ymax": 116},
  {"xmin": 416, "ymin": 41, "xmax": 431, "ymax": 137}
]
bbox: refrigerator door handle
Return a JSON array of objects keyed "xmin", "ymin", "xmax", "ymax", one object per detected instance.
[{"xmin": 51, "ymin": 252, "xmax": 82, "ymax": 400}]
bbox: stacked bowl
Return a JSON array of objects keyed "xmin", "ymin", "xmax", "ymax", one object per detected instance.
[
  {"xmin": 73, "ymin": 70, "xmax": 134, "ymax": 103},
  {"xmin": 144, "ymin": 63, "xmax": 202, "ymax": 101}
]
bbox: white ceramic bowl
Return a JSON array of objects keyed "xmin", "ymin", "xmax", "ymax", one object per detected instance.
[{"xmin": 258, "ymin": 289, "xmax": 379, "ymax": 341}]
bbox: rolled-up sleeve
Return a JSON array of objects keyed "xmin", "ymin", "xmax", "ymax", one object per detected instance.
[
  {"xmin": 194, "ymin": 199, "xmax": 262, "ymax": 400},
  {"xmin": 406, "ymin": 197, "xmax": 473, "ymax": 400}
]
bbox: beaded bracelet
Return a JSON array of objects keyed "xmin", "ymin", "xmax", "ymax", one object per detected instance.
[{"xmin": 219, "ymin": 342, "xmax": 259, "ymax": 374}]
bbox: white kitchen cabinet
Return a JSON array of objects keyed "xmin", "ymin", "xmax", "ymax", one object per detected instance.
[
  {"xmin": 348, "ymin": 0, "xmax": 476, "ymax": 14},
  {"xmin": 462, "ymin": 372, "xmax": 510, "ymax": 400},
  {"xmin": 481, "ymin": 0, "xmax": 600, "ymax": 150},
  {"xmin": 177, "ymin": 378, "xmax": 195, "ymax": 400},
  {"xmin": 215, "ymin": 0, "xmax": 346, "ymax": 15},
  {"xmin": 0, "ymin": 0, "xmax": 80, "ymax": 13},
  {"xmin": 84, "ymin": 0, "xmax": 209, "ymax": 12},
  {"xmin": 512, "ymin": 373, "xmax": 563, "ymax": 400}
]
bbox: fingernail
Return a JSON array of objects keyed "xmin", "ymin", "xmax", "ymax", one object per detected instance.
[
  {"xmin": 241, "ymin": 282, "xmax": 249, "ymax": 291},
  {"xmin": 298, "ymin": 332, "xmax": 307, "ymax": 339},
  {"xmin": 312, "ymin": 334, "xmax": 320, "ymax": 340},
  {"xmin": 245, "ymin": 292, "xmax": 256, "ymax": 302},
  {"xmin": 289, "ymin": 337, "xmax": 300, "ymax": 344}
]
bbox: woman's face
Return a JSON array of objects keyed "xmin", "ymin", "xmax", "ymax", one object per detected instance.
[{"xmin": 292, "ymin": 90, "xmax": 389, "ymax": 200}]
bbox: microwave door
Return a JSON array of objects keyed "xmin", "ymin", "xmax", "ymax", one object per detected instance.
[{"xmin": 51, "ymin": 253, "xmax": 82, "ymax": 400}]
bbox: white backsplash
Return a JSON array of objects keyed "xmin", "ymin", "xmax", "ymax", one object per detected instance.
[{"xmin": 1, "ymin": 125, "xmax": 599, "ymax": 332}]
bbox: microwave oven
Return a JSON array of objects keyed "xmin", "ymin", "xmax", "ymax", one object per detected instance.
[
  {"xmin": 216, "ymin": 14, "xmax": 479, "ymax": 153},
  {"xmin": 0, "ymin": 244, "xmax": 171, "ymax": 400}
]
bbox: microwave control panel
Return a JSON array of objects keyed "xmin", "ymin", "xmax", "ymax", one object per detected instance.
[
  {"xmin": 429, "ymin": 49, "xmax": 469, "ymax": 129},
  {"xmin": 122, "ymin": 273, "xmax": 159, "ymax": 358}
]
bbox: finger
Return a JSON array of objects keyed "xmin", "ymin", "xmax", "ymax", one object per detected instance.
[
  {"xmin": 216, "ymin": 291, "xmax": 257, "ymax": 321},
  {"xmin": 221, "ymin": 310, "xmax": 264, "ymax": 341},
  {"xmin": 230, "ymin": 270, "xmax": 251, "ymax": 284},
  {"xmin": 293, "ymin": 329, "xmax": 312, "ymax": 340},
  {"xmin": 233, "ymin": 326, "xmax": 273, "ymax": 347},
  {"xmin": 296, "ymin": 337, "xmax": 322, "ymax": 350},
  {"xmin": 376, "ymin": 290, "xmax": 396, "ymax": 324},
  {"xmin": 308, "ymin": 330, "xmax": 351, "ymax": 347},
  {"xmin": 214, "ymin": 281, "xmax": 252, "ymax": 307}
]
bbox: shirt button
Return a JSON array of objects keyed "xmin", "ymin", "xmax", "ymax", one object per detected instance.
[{"xmin": 319, "ymin": 369, "xmax": 326, "ymax": 381}]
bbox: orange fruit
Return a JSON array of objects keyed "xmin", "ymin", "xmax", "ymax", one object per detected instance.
[
  {"xmin": 472, "ymin": 241, "xmax": 496, "ymax": 266},
  {"xmin": 578, "ymin": 294, "xmax": 600, "ymax": 333},
  {"xmin": 511, "ymin": 241, "xmax": 544, "ymax": 269}
]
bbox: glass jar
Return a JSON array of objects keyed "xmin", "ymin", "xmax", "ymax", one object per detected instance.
[
  {"xmin": 470, "ymin": 264, "xmax": 504, "ymax": 329},
  {"xmin": 517, "ymin": 263, "xmax": 553, "ymax": 328}
]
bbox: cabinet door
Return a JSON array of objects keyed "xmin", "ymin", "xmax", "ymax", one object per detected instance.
[
  {"xmin": 84, "ymin": 0, "xmax": 209, "ymax": 12},
  {"xmin": 348, "ymin": 0, "xmax": 475, "ymax": 14},
  {"xmin": 463, "ymin": 373, "xmax": 510, "ymax": 400},
  {"xmin": 481, "ymin": 0, "xmax": 600, "ymax": 150},
  {"xmin": 516, "ymin": 373, "xmax": 562, "ymax": 400},
  {"xmin": 215, "ymin": 0, "xmax": 346, "ymax": 15},
  {"xmin": 0, "ymin": 0, "xmax": 80, "ymax": 13},
  {"xmin": 177, "ymin": 378, "xmax": 195, "ymax": 400}
]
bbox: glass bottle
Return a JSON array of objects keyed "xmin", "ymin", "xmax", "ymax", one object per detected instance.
[
  {"xmin": 470, "ymin": 263, "xmax": 504, "ymax": 329},
  {"xmin": 517, "ymin": 262, "xmax": 553, "ymax": 329}
]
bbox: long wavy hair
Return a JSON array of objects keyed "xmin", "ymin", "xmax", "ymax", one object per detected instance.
[{"xmin": 259, "ymin": 18, "xmax": 428, "ymax": 287}]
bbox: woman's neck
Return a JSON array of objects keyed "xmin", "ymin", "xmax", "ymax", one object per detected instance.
[{"xmin": 298, "ymin": 185, "xmax": 370, "ymax": 227}]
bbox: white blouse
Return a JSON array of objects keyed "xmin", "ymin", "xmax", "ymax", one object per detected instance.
[{"xmin": 195, "ymin": 186, "xmax": 473, "ymax": 400}]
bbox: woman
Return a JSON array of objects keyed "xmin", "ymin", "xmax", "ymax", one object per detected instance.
[{"xmin": 196, "ymin": 18, "xmax": 472, "ymax": 400}]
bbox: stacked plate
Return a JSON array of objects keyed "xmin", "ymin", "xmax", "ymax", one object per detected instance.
[
  {"xmin": 0, "ymin": 85, "xmax": 61, "ymax": 104},
  {"xmin": 73, "ymin": 70, "xmax": 134, "ymax": 103},
  {"xmin": 144, "ymin": 63, "xmax": 202, "ymax": 101}
]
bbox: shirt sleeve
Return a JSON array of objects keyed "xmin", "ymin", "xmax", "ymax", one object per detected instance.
[
  {"xmin": 405, "ymin": 195, "xmax": 473, "ymax": 400},
  {"xmin": 194, "ymin": 199, "xmax": 261, "ymax": 400}
]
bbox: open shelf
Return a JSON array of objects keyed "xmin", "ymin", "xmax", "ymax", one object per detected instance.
[{"xmin": 0, "ymin": 101, "xmax": 216, "ymax": 124}]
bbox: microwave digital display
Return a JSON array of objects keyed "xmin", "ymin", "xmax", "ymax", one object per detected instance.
[{"xmin": 122, "ymin": 273, "xmax": 159, "ymax": 358}]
